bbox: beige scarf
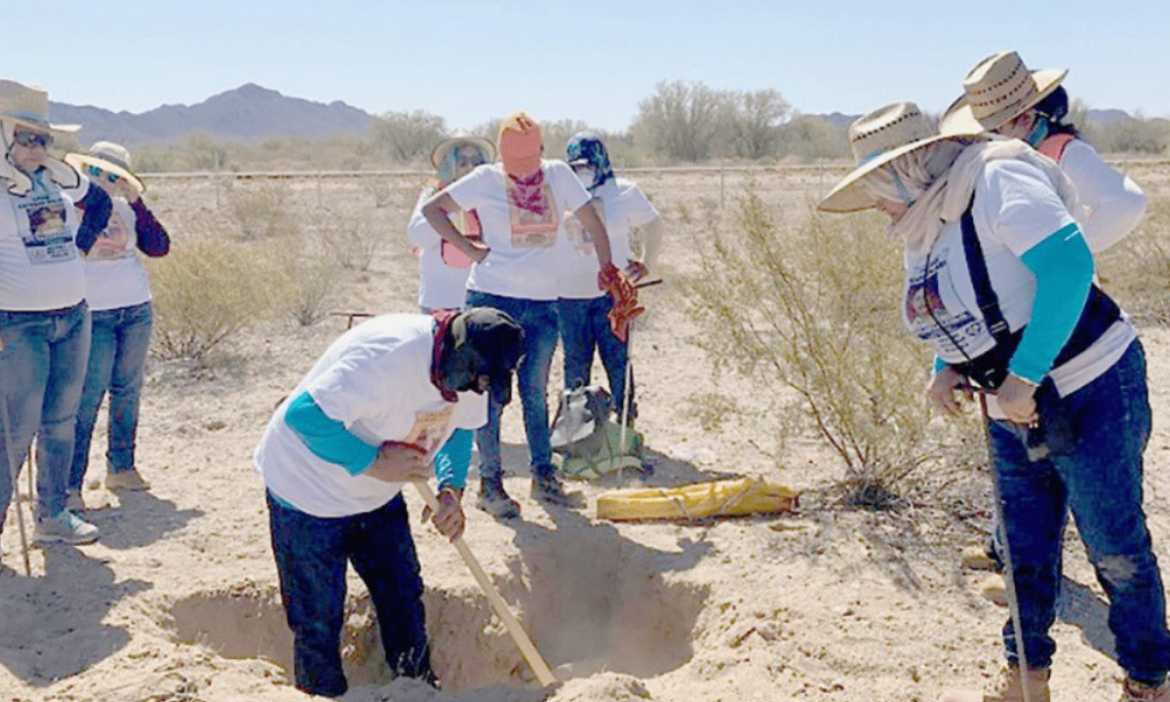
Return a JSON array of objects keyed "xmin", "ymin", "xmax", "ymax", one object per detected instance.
[{"xmin": 868, "ymin": 135, "xmax": 1084, "ymax": 255}]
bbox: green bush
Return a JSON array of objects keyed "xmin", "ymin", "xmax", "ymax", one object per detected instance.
[{"xmin": 684, "ymin": 188, "xmax": 977, "ymax": 507}]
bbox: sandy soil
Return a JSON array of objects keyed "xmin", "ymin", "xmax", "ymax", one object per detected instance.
[{"xmin": 2, "ymin": 166, "xmax": 1169, "ymax": 702}]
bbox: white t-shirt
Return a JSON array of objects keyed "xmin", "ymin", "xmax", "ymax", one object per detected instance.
[
  {"xmin": 0, "ymin": 173, "xmax": 87, "ymax": 311},
  {"xmin": 446, "ymin": 160, "xmax": 591, "ymax": 301},
  {"xmin": 556, "ymin": 178, "xmax": 660, "ymax": 300},
  {"xmin": 407, "ymin": 184, "xmax": 474, "ymax": 311},
  {"xmin": 253, "ymin": 315, "xmax": 488, "ymax": 518},
  {"xmin": 904, "ymin": 159, "xmax": 1136, "ymax": 398},
  {"xmin": 82, "ymin": 197, "xmax": 153, "ymax": 311},
  {"xmin": 1059, "ymin": 140, "xmax": 1147, "ymax": 254}
]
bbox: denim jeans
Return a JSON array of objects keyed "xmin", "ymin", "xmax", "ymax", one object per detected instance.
[
  {"xmin": 0, "ymin": 302, "xmax": 91, "ymax": 529},
  {"xmin": 70, "ymin": 301, "xmax": 153, "ymax": 491},
  {"xmin": 465, "ymin": 291, "xmax": 558, "ymax": 480},
  {"xmin": 557, "ymin": 295, "xmax": 634, "ymax": 420},
  {"xmin": 267, "ymin": 492, "xmax": 433, "ymax": 697},
  {"xmin": 989, "ymin": 340, "xmax": 1170, "ymax": 684}
]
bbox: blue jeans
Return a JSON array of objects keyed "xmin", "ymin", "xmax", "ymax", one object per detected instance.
[
  {"xmin": 465, "ymin": 291, "xmax": 558, "ymax": 480},
  {"xmin": 0, "ymin": 302, "xmax": 91, "ymax": 528},
  {"xmin": 267, "ymin": 492, "xmax": 433, "ymax": 697},
  {"xmin": 557, "ymin": 296, "xmax": 634, "ymax": 420},
  {"xmin": 990, "ymin": 340, "xmax": 1170, "ymax": 684},
  {"xmin": 70, "ymin": 301, "xmax": 153, "ymax": 491}
]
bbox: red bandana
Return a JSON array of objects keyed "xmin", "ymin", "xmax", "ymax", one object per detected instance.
[
  {"xmin": 507, "ymin": 168, "xmax": 547, "ymax": 217},
  {"xmin": 430, "ymin": 310, "xmax": 459, "ymax": 402}
]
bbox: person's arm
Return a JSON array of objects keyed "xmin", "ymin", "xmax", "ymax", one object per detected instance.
[
  {"xmin": 130, "ymin": 199, "xmax": 170, "ymax": 257},
  {"xmin": 432, "ymin": 428, "xmax": 472, "ymax": 492},
  {"xmin": 575, "ymin": 201, "xmax": 613, "ymax": 270},
  {"xmin": 638, "ymin": 216, "xmax": 666, "ymax": 273},
  {"xmin": 1061, "ymin": 142, "xmax": 1147, "ymax": 253},
  {"xmin": 1008, "ymin": 223, "xmax": 1095, "ymax": 384},
  {"xmin": 283, "ymin": 391, "xmax": 379, "ymax": 475},
  {"xmin": 421, "ymin": 191, "xmax": 488, "ymax": 262},
  {"xmin": 74, "ymin": 182, "xmax": 113, "ymax": 254}
]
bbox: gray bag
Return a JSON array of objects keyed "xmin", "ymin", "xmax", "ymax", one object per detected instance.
[{"xmin": 550, "ymin": 385, "xmax": 612, "ymax": 459}]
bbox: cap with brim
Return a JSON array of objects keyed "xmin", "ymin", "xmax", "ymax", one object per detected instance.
[
  {"xmin": 818, "ymin": 102, "xmax": 964, "ymax": 213},
  {"xmin": 939, "ymin": 51, "xmax": 1067, "ymax": 136},
  {"xmin": 450, "ymin": 308, "xmax": 525, "ymax": 406},
  {"xmin": 498, "ymin": 112, "xmax": 543, "ymax": 178},
  {"xmin": 0, "ymin": 79, "xmax": 80, "ymax": 134},
  {"xmin": 430, "ymin": 134, "xmax": 497, "ymax": 170},
  {"xmin": 64, "ymin": 141, "xmax": 146, "ymax": 194}
]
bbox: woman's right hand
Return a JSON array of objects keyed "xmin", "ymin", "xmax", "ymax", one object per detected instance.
[
  {"xmin": 464, "ymin": 238, "xmax": 491, "ymax": 263},
  {"xmin": 926, "ymin": 365, "xmax": 969, "ymax": 417}
]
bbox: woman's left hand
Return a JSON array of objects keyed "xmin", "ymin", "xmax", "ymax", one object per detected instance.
[
  {"xmin": 423, "ymin": 487, "xmax": 466, "ymax": 542},
  {"xmin": 997, "ymin": 374, "xmax": 1039, "ymax": 425}
]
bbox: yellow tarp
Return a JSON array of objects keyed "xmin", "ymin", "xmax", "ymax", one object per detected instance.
[{"xmin": 596, "ymin": 477, "xmax": 799, "ymax": 522}]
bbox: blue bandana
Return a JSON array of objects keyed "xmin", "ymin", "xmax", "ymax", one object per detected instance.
[{"xmin": 566, "ymin": 132, "xmax": 615, "ymax": 192}]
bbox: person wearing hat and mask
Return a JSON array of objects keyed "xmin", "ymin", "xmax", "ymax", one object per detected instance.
[
  {"xmin": 942, "ymin": 52, "xmax": 1150, "ymax": 608},
  {"xmin": 558, "ymin": 131, "xmax": 664, "ymax": 424},
  {"xmin": 818, "ymin": 102, "xmax": 1170, "ymax": 702},
  {"xmin": 0, "ymin": 79, "xmax": 112, "ymax": 550},
  {"xmin": 407, "ymin": 134, "xmax": 495, "ymax": 312},
  {"xmin": 63, "ymin": 142, "xmax": 170, "ymax": 510},
  {"xmin": 941, "ymin": 51, "xmax": 1147, "ymax": 254},
  {"xmin": 254, "ymin": 307, "xmax": 524, "ymax": 697},
  {"xmin": 420, "ymin": 112, "xmax": 641, "ymax": 519}
]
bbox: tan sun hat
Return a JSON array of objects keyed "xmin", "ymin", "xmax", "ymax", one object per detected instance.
[
  {"xmin": 430, "ymin": 132, "xmax": 496, "ymax": 169},
  {"xmin": 818, "ymin": 102, "xmax": 965, "ymax": 213},
  {"xmin": 939, "ymin": 51, "xmax": 1068, "ymax": 136},
  {"xmin": 0, "ymin": 79, "xmax": 80, "ymax": 134},
  {"xmin": 64, "ymin": 141, "xmax": 146, "ymax": 194}
]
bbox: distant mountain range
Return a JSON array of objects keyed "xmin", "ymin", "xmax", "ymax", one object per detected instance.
[
  {"xmin": 49, "ymin": 84, "xmax": 375, "ymax": 147},
  {"xmin": 46, "ymin": 83, "xmax": 1153, "ymax": 148}
]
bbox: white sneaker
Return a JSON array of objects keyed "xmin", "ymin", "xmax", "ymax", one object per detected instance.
[{"xmin": 34, "ymin": 510, "xmax": 100, "ymax": 545}]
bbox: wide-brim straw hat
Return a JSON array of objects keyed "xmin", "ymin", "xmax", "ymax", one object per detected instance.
[
  {"xmin": 818, "ymin": 102, "xmax": 964, "ymax": 213},
  {"xmin": 64, "ymin": 141, "xmax": 146, "ymax": 194},
  {"xmin": 430, "ymin": 133, "xmax": 496, "ymax": 169},
  {"xmin": 0, "ymin": 79, "xmax": 80, "ymax": 134},
  {"xmin": 939, "ymin": 51, "xmax": 1067, "ymax": 136}
]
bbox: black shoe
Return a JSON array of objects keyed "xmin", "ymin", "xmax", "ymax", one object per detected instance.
[
  {"xmin": 531, "ymin": 471, "xmax": 585, "ymax": 508},
  {"xmin": 476, "ymin": 477, "xmax": 520, "ymax": 519}
]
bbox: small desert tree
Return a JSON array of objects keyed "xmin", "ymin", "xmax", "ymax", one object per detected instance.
[
  {"xmin": 372, "ymin": 110, "xmax": 447, "ymax": 162},
  {"xmin": 631, "ymin": 80, "xmax": 733, "ymax": 163}
]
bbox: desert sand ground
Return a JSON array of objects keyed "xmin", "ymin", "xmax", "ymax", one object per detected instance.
[{"xmin": 2, "ymin": 163, "xmax": 1169, "ymax": 702}]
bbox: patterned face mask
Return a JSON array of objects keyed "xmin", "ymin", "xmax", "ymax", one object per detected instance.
[{"xmin": 566, "ymin": 132, "xmax": 615, "ymax": 191}]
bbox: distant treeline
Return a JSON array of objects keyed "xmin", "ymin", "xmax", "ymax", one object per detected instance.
[{"xmin": 61, "ymin": 81, "xmax": 1168, "ymax": 173}]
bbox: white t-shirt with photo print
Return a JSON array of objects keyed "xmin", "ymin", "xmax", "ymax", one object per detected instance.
[
  {"xmin": 903, "ymin": 159, "xmax": 1136, "ymax": 398},
  {"xmin": 0, "ymin": 173, "xmax": 87, "ymax": 311},
  {"xmin": 557, "ymin": 177, "xmax": 659, "ymax": 300},
  {"xmin": 445, "ymin": 160, "xmax": 591, "ymax": 301},
  {"xmin": 253, "ymin": 314, "xmax": 488, "ymax": 518},
  {"xmin": 83, "ymin": 197, "xmax": 154, "ymax": 311}
]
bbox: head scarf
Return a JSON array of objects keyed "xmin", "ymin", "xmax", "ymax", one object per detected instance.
[
  {"xmin": 864, "ymin": 135, "xmax": 1084, "ymax": 255},
  {"xmin": 566, "ymin": 131, "xmax": 615, "ymax": 192}
]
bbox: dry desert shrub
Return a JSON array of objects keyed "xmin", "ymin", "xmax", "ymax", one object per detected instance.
[
  {"xmin": 310, "ymin": 207, "xmax": 383, "ymax": 272},
  {"xmin": 685, "ymin": 188, "xmax": 979, "ymax": 508},
  {"xmin": 147, "ymin": 238, "xmax": 281, "ymax": 363},
  {"xmin": 226, "ymin": 180, "xmax": 300, "ymax": 240},
  {"xmin": 270, "ymin": 238, "xmax": 343, "ymax": 327}
]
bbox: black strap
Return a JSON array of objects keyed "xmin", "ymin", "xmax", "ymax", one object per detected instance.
[{"xmin": 953, "ymin": 200, "xmax": 1121, "ymax": 389}]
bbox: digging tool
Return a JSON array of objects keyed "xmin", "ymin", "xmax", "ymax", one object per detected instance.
[
  {"xmin": 614, "ymin": 276, "xmax": 662, "ymax": 482},
  {"xmin": 411, "ymin": 480, "xmax": 556, "ymax": 687},
  {"xmin": 977, "ymin": 390, "xmax": 1037, "ymax": 702},
  {"xmin": 0, "ymin": 329, "xmax": 32, "ymax": 576}
]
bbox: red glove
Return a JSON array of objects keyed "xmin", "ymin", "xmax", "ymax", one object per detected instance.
[{"xmin": 598, "ymin": 264, "xmax": 644, "ymax": 343}]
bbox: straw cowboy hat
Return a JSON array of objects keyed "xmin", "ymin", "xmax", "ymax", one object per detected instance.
[
  {"xmin": 939, "ymin": 51, "xmax": 1068, "ymax": 136},
  {"xmin": 430, "ymin": 132, "xmax": 496, "ymax": 169},
  {"xmin": 0, "ymin": 79, "xmax": 80, "ymax": 134},
  {"xmin": 818, "ymin": 102, "xmax": 967, "ymax": 212},
  {"xmin": 65, "ymin": 141, "xmax": 146, "ymax": 194}
]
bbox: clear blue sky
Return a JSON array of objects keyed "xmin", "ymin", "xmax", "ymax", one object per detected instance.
[{"xmin": 6, "ymin": 1, "xmax": 1169, "ymax": 131}]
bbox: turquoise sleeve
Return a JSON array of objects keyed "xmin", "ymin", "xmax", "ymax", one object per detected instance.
[
  {"xmin": 433, "ymin": 429, "xmax": 472, "ymax": 491},
  {"xmin": 933, "ymin": 356, "xmax": 947, "ymax": 374},
  {"xmin": 283, "ymin": 391, "xmax": 379, "ymax": 476},
  {"xmin": 1009, "ymin": 223, "xmax": 1094, "ymax": 383}
]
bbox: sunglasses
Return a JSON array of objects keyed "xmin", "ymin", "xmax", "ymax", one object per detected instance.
[
  {"xmin": 13, "ymin": 131, "xmax": 53, "ymax": 149},
  {"xmin": 85, "ymin": 164, "xmax": 120, "ymax": 184}
]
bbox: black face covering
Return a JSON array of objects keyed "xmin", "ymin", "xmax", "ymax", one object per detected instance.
[{"xmin": 438, "ymin": 337, "xmax": 490, "ymax": 395}]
